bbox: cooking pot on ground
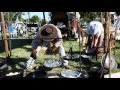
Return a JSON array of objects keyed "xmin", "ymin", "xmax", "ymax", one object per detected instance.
[
  {"xmin": 101, "ymin": 53, "xmax": 117, "ymax": 70},
  {"xmin": 81, "ymin": 55, "xmax": 92, "ymax": 64}
]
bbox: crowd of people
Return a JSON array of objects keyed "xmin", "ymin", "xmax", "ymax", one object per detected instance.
[{"xmin": 0, "ymin": 22, "xmax": 39, "ymax": 39}]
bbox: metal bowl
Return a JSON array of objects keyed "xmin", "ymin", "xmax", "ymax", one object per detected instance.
[
  {"xmin": 61, "ymin": 70, "xmax": 81, "ymax": 78},
  {"xmin": 43, "ymin": 59, "xmax": 62, "ymax": 68},
  {"xmin": 101, "ymin": 53, "xmax": 117, "ymax": 70},
  {"xmin": 47, "ymin": 75, "xmax": 60, "ymax": 78}
]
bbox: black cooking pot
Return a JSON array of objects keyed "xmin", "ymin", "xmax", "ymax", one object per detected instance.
[
  {"xmin": 81, "ymin": 55, "xmax": 92, "ymax": 64},
  {"xmin": 63, "ymin": 54, "xmax": 79, "ymax": 61},
  {"xmin": 89, "ymin": 66, "xmax": 101, "ymax": 78},
  {"xmin": 85, "ymin": 48, "xmax": 97, "ymax": 56},
  {"xmin": 25, "ymin": 70, "xmax": 47, "ymax": 78},
  {"xmin": 0, "ymin": 59, "xmax": 6, "ymax": 67},
  {"xmin": 89, "ymin": 66, "xmax": 109, "ymax": 78},
  {"xmin": 0, "ymin": 64, "xmax": 8, "ymax": 71},
  {"xmin": 80, "ymin": 70, "xmax": 89, "ymax": 78}
]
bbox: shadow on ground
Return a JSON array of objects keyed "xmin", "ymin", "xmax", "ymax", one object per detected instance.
[{"xmin": 0, "ymin": 39, "xmax": 33, "ymax": 53}]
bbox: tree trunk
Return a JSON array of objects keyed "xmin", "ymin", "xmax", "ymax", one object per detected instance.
[{"xmin": 0, "ymin": 12, "xmax": 9, "ymax": 58}]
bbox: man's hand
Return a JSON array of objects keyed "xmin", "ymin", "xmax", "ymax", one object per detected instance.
[
  {"xmin": 31, "ymin": 49, "xmax": 37, "ymax": 59},
  {"xmin": 40, "ymin": 47, "xmax": 47, "ymax": 53},
  {"xmin": 97, "ymin": 47, "xmax": 104, "ymax": 53},
  {"xmin": 51, "ymin": 45, "xmax": 57, "ymax": 54}
]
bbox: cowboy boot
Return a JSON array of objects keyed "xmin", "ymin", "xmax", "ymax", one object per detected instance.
[
  {"xmin": 26, "ymin": 50, "xmax": 37, "ymax": 69},
  {"xmin": 26, "ymin": 57, "xmax": 35, "ymax": 69}
]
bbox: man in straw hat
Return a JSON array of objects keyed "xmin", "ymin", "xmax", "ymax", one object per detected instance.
[{"xmin": 26, "ymin": 24, "xmax": 69, "ymax": 69}]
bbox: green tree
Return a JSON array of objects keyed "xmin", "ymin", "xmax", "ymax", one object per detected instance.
[
  {"xmin": 30, "ymin": 15, "xmax": 40, "ymax": 23},
  {"xmin": 116, "ymin": 12, "xmax": 120, "ymax": 16},
  {"xmin": 79, "ymin": 12, "xmax": 101, "ymax": 23},
  {"xmin": 3, "ymin": 12, "xmax": 25, "ymax": 23}
]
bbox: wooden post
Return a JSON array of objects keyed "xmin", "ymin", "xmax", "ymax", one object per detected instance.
[
  {"xmin": 0, "ymin": 12, "xmax": 9, "ymax": 58},
  {"xmin": 104, "ymin": 12, "xmax": 111, "ymax": 78},
  {"xmin": 108, "ymin": 12, "xmax": 111, "ymax": 78},
  {"xmin": 7, "ymin": 12, "xmax": 12, "ymax": 56},
  {"xmin": 105, "ymin": 12, "xmax": 109, "ymax": 53},
  {"xmin": 100, "ymin": 12, "xmax": 103, "ymax": 24}
]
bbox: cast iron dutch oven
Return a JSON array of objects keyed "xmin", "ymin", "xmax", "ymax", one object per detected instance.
[
  {"xmin": 90, "ymin": 66, "xmax": 109, "ymax": 78},
  {"xmin": 80, "ymin": 55, "xmax": 92, "ymax": 64},
  {"xmin": 0, "ymin": 59, "xmax": 7, "ymax": 67},
  {"xmin": 63, "ymin": 54, "xmax": 79, "ymax": 61}
]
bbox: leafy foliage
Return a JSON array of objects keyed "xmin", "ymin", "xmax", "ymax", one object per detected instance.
[
  {"xmin": 30, "ymin": 15, "xmax": 40, "ymax": 23},
  {"xmin": 79, "ymin": 12, "xmax": 101, "ymax": 23},
  {"xmin": 116, "ymin": 12, "xmax": 120, "ymax": 16}
]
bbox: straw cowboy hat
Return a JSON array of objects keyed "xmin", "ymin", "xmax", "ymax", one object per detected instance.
[{"xmin": 40, "ymin": 24, "xmax": 57, "ymax": 41}]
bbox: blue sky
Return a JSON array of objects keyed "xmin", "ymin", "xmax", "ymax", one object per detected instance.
[{"xmin": 22, "ymin": 12, "xmax": 50, "ymax": 21}]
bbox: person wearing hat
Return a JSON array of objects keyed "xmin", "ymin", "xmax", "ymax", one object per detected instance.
[
  {"xmin": 26, "ymin": 24, "xmax": 67, "ymax": 69},
  {"xmin": 87, "ymin": 21, "xmax": 104, "ymax": 53}
]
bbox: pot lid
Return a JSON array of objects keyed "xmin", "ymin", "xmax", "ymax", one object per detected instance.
[
  {"xmin": 61, "ymin": 69, "xmax": 81, "ymax": 78},
  {"xmin": 43, "ymin": 59, "xmax": 62, "ymax": 68}
]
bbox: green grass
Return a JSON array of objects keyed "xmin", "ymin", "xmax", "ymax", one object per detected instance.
[{"xmin": 0, "ymin": 39, "xmax": 120, "ymax": 76}]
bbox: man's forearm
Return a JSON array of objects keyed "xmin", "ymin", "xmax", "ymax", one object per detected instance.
[
  {"xmin": 30, "ymin": 49, "xmax": 37, "ymax": 59},
  {"xmin": 55, "ymin": 40, "xmax": 63, "ymax": 47},
  {"xmin": 94, "ymin": 37, "xmax": 99, "ymax": 47}
]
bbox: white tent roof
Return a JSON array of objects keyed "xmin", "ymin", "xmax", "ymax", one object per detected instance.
[{"xmin": 110, "ymin": 12, "xmax": 115, "ymax": 14}]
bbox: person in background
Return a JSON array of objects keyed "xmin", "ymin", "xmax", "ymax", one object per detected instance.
[
  {"xmin": 10, "ymin": 24, "xmax": 14, "ymax": 38},
  {"xmin": 79, "ymin": 25, "xmax": 87, "ymax": 50},
  {"xmin": 67, "ymin": 12, "xmax": 76, "ymax": 35},
  {"xmin": 19, "ymin": 27, "xmax": 24, "ymax": 37},
  {"xmin": 87, "ymin": 21, "xmax": 104, "ymax": 53}
]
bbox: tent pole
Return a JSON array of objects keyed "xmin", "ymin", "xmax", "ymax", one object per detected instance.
[
  {"xmin": 108, "ymin": 12, "xmax": 111, "ymax": 78},
  {"xmin": 43, "ymin": 12, "xmax": 46, "ymax": 23},
  {"xmin": 100, "ymin": 12, "xmax": 103, "ymax": 24}
]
